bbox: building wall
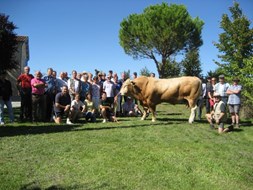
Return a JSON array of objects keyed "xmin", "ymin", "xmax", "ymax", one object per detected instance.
[{"xmin": 6, "ymin": 36, "xmax": 29, "ymax": 101}]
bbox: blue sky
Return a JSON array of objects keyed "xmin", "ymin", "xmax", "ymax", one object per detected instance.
[{"xmin": 1, "ymin": 0, "xmax": 252, "ymax": 77}]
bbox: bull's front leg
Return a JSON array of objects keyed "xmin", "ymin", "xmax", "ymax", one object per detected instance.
[
  {"xmin": 149, "ymin": 105, "xmax": 156, "ymax": 122},
  {"xmin": 141, "ymin": 107, "xmax": 148, "ymax": 120}
]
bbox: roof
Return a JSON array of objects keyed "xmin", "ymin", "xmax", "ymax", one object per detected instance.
[{"xmin": 16, "ymin": 36, "xmax": 29, "ymax": 42}]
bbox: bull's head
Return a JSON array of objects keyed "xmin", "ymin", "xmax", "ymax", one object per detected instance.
[{"xmin": 119, "ymin": 79, "xmax": 135, "ymax": 96}]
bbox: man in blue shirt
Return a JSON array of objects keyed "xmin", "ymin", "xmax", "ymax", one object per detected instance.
[
  {"xmin": 43, "ymin": 68, "xmax": 57, "ymax": 122},
  {"xmin": 214, "ymin": 74, "xmax": 230, "ymax": 105}
]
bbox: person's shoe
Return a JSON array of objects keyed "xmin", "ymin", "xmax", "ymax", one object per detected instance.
[
  {"xmin": 209, "ymin": 124, "xmax": 215, "ymax": 129},
  {"xmin": 102, "ymin": 119, "xmax": 107, "ymax": 123},
  {"xmin": 234, "ymin": 123, "xmax": 240, "ymax": 129},
  {"xmin": 223, "ymin": 128, "xmax": 230, "ymax": 133},
  {"xmin": 66, "ymin": 119, "xmax": 73, "ymax": 125}
]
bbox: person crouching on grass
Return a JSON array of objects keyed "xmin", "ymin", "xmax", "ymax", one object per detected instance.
[
  {"xmin": 99, "ymin": 91, "xmax": 117, "ymax": 123},
  {"xmin": 205, "ymin": 92, "xmax": 228, "ymax": 134},
  {"xmin": 53, "ymin": 85, "xmax": 72, "ymax": 124},
  {"xmin": 70, "ymin": 93, "xmax": 86, "ymax": 123}
]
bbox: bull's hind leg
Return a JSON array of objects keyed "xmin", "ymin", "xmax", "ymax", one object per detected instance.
[{"xmin": 188, "ymin": 99, "xmax": 198, "ymax": 123}]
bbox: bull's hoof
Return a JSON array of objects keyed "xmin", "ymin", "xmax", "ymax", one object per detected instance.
[{"xmin": 188, "ymin": 120, "xmax": 194, "ymax": 124}]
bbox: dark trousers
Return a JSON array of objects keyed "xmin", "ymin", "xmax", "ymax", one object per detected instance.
[
  {"xmin": 119, "ymin": 95, "xmax": 128, "ymax": 113},
  {"xmin": 206, "ymin": 98, "xmax": 211, "ymax": 114},
  {"xmin": 44, "ymin": 92, "xmax": 54, "ymax": 121},
  {"xmin": 32, "ymin": 94, "xmax": 45, "ymax": 121},
  {"xmin": 20, "ymin": 89, "xmax": 32, "ymax": 120}
]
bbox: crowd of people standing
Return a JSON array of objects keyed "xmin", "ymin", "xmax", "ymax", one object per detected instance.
[{"xmin": 0, "ymin": 66, "xmax": 142, "ymax": 125}]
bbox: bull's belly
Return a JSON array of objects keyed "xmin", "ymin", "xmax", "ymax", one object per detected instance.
[{"xmin": 152, "ymin": 97, "xmax": 181, "ymax": 105}]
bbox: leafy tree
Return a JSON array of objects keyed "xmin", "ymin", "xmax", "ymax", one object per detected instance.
[
  {"xmin": 214, "ymin": 2, "xmax": 253, "ymax": 76},
  {"xmin": 181, "ymin": 49, "xmax": 202, "ymax": 77},
  {"xmin": 163, "ymin": 58, "xmax": 181, "ymax": 78},
  {"xmin": 0, "ymin": 13, "xmax": 18, "ymax": 74},
  {"xmin": 206, "ymin": 69, "xmax": 223, "ymax": 79},
  {"xmin": 214, "ymin": 2, "xmax": 253, "ymax": 117},
  {"xmin": 139, "ymin": 66, "xmax": 150, "ymax": 77},
  {"xmin": 123, "ymin": 70, "xmax": 131, "ymax": 79},
  {"xmin": 119, "ymin": 3, "xmax": 204, "ymax": 78}
]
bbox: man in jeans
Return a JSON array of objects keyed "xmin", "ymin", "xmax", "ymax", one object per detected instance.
[
  {"xmin": 0, "ymin": 73, "xmax": 14, "ymax": 125},
  {"xmin": 43, "ymin": 68, "xmax": 57, "ymax": 122}
]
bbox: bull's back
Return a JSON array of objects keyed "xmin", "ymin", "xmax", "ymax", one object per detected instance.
[{"xmin": 147, "ymin": 77, "xmax": 201, "ymax": 104}]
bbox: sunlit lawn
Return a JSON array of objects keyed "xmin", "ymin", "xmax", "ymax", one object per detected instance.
[{"xmin": 0, "ymin": 104, "xmax": 253, "ymax": 190}]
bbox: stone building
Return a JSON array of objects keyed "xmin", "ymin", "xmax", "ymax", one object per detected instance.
[{"xmin": 6, "ymin": 36, "xmax": 29, "ymax": 101}]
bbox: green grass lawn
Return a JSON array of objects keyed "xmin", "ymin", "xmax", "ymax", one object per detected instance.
[{"xmin": 0, "ymin": 104, "xmax": 253, "ymax": 190}]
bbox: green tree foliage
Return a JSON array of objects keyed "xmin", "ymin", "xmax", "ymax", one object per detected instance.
[
  {"xmin": 139, "ymin": 66, "xmax": 151, "ymax": 77},
  {"xmin": 0, "ymin": 13, "xmax": 18, "ymax": 74},
  {"xmin": 214, "ymin": 2, "xmax": 253, "ymax": 117},
  {"xmin": 123, "ymin": 70, "xmax": 131, "ymax": 79},
  {"xmin": 181, "ymin": 49, "xmax": 202, "ymax": 77},
  {"xmin": 119, "ymin": 3, "xmax": 204, "ymax": 78},
  {"xmin": 206, "ymin": 69, "xmax": 223, "ymax": 79},
  {"xmin": 163, "ymin": 58, "xmax": 181, "ymax": 78}
]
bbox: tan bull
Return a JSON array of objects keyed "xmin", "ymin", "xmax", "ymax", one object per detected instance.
[{"xmin": 119, "ymin": 76, "xmax": 202, "ymax": 123}]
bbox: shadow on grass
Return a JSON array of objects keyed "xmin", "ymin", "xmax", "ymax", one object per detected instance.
[
  {"xmin": 20, "ymin": 183, "xmax": 89, "ymax": 190},
  {"xmin": 0, "ymin": 120, "xmax": 165, "ymax": 137},
  {"xmin": 3, "ymin": 116, "xmax": 249, "ymax": 138}
]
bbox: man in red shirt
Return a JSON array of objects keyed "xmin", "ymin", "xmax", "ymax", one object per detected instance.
[{"xmin": 16, "ymin": 66, "xmax": 34, "ymax": 121}]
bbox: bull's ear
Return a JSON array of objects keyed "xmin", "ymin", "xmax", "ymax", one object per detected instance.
[{"xmin": 131, "ymin": 81, "xmax": 135, "ymax": 86}]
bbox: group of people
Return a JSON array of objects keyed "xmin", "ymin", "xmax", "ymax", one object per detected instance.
[
  {"xmin": 197, "ymin": 74, "xmax": 242, "ymax": 133},
  {"xmin": 0, "ymin": 66, "xmax": 143, "ymax": 125},
  {"xmin": 0, "ymin": 69, "xmax": 242, "ymax": 131}
]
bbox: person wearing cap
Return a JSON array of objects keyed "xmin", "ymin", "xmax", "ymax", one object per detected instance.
[
  {"xmin": 214, "ymin": 75, "xmax": 230, "ymax": 105},
  {"xmin": 205, "ymin": 92, "xmax": 227, "ymax": 133},
  {"xmin": 226, "ymin": 77, "xmax": 242, "ymax": 130}
]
